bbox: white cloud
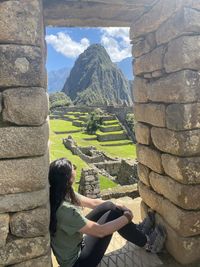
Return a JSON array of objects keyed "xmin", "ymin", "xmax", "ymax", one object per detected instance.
[
  {"xmin": 45, "ymin": 32, "xmax": 90, "ymax": 58},
  {"xmin": 100, "ymin": 27, "xmax": 131, "ymax": 62}
]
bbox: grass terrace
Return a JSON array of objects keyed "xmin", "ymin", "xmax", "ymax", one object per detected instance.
[
  {"xmin": 50, "ymin": 127, "xmax": 118, "ymax": 191},
  {"xmin": 103, "ymin": 120, "xmax": 119, "ymax": 125},
  {"xmin": 50, "ymin": 118, "xmax": 136, "ymax": 158},
  {"xmin": 49, "ymin": 112, "xmax": 136, "ymax": 191}
]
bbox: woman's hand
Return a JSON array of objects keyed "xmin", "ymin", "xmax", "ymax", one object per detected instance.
[
  {"xmin": 116, "ymin": 203, "xmax": 132, "ymax": 213},
  {"xmin": 123, "ymin": 210, "xmax": 133, "ymax": 223}
]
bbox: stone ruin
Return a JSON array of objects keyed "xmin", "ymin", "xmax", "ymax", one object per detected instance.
[
  {"xmin": 94, "ymin": 159, "xmax": 138, "ymax": 185},
  {"xmin": 63, "ymin": 135, "xmax": 138, "ymax": 186},
  {"xmin": 1, "ymin": 0, "xmax": 200, "ymax": 265},
  {"xmin": 63, "ymin": 135, "xmax": 106, "ymax": 163},
  {"xmin": 78, "ymin": 168, "xmax": 101, "ymax": 199}
]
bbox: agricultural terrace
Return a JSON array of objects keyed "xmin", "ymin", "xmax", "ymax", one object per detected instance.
[{"xmin": 49, "ymin": 111, "xmax": 136, "ymax": 191}]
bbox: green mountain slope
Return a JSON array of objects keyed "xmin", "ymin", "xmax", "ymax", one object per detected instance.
[{"xmin": 62, "ymin": 44, "xmax": 133, "ymax": 106}]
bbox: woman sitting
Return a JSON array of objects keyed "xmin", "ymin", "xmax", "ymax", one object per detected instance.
[{"xmin": 49, "ymin": 158, "xmax": 166, "ymax": 267}]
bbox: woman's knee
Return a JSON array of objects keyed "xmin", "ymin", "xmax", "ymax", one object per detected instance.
[{"xmin": 99, "ymin": 201, "xmax": 116, "ymax": 211}]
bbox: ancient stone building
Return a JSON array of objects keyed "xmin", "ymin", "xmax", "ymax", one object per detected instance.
[{"xmin": 0, "ymin": 0, "xmax": 200, "ymax": 266}]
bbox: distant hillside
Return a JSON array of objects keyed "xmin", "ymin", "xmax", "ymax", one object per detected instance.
[
  {"xmin": 62, "ymin": 44, "xmax": 133, "ymax": 106},
  {"xmin": 117, "ymin": 57, "xmax": 134, "ymax": 81},
  {"xmin": 48, "ymin": 67, "xmax": 70, "ymax": 93}
]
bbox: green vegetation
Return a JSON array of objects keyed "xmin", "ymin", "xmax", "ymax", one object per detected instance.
[
  {"xmin": 49, "ymin": 113, "xmax": 137, "ymax": 191},
  {"xmin": 99, "ymin": 175, "xmax": 118, "ymax": 190},
  {"xmin": 50, "ymin": 119, "xmax": 80, "ymax": 132},
  {"xmin": 126, "ymin": 113, "xmax": 136, "ymax": 133},
  {"xmin": 50, "ymin": 119, "xmax": 136, "ymax": 159},
  {"xmin": 50, "ymin": 130, "xmax": 87, "ymax": 191},
  {"xmin": 49, "ymin": 92, "xmax": 72, "ymax": 110},
  {"xmin": 96, "ymin": 130, "xmax": 125, "ymax": 136},
  {"xmin": 100, "ymin": 123, "xmax": 120, "ymax": 129},
  {"xmin": 103, "ymin": 120, "xmax": 119, "ymax": 125},
  {"xmin": 85, "ymin": 108, "xmax": 104, "ymax": 134}
]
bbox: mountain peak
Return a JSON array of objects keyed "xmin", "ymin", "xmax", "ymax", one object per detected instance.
[{"xmin": 62, "ymin": 44, "xmax": 132, "ymax": 106}]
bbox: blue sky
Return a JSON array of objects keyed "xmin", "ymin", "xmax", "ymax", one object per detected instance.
[{"xmin": 45, "ymin": 27, "xmax": 133, "ymax": 78}]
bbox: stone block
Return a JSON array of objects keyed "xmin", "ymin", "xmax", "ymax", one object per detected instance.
[
  {"xmin": 134, "ymin": 46, "xmax": 165, "ymax": 75},
  {"xmin": 0, "ymin": 45, "xmax": 45, "ymax": 88},
  {"xmin": 133, "ymin": 77, "xmax": 148, "ymax": 103},
  {"xmin": 0, "ymin": 154, "xmax": 48, "ymax": 195},
  {"xmin": 162, "ymin": 153, "xmax": 200, "ymax": 185},
  {"xmin": 117, "ymin": 160, "xmax": 138, "ymax": 185},
  {"xmin": 130, "ymin": 0, "xmax": 185, "ymax": 38},
  {"xmin": 0, "ymin": 0, "xmax": 43, "ymax": 46},
  {"xmin": 156, "ymin": 213, "xmax": 200, "ymax": 265},
  {"xmin": 156, "ymin": 8, "xmax": 200, "ymax": 45},
  {"xmin": 147, "ymin": 70, "xmax": 200, "ymax": 103},
  {"xmin": 0, "ymin": 235, "xmax": 50, "ymax": 265},
  {"xmin": 137, "ymin": 163, "xmax": 150, "ymax": 186},
  {"xmin": 134, "ymin": 103, "xmax": 166, "ymax": 127},
  {"xmin": 136, "ymin": 144, "xmax": 163, "ymax": 173},
  {"xmin": 190, "ymin": 0, "xmax": 200, "ymax": 10},
  {"xmin": 141, "ymin": 201, "xmax": 200, "ymax": 265},
  {"xmin": 151, "ymin": 70, "xmax": 162, "ymax": 78},
  {"xmin": 0, "ymin": 122, "xmax": 49, "ymax": 159},
  {"xmin": 166, "ymin": 103, "xmax": 200, "ymax": 130},
  {"xmin": 0, "ymin": 93, "xmax": 2, "ymax": 113},
  {"xmin": 0, "ymin": 214, "xmax": 9, "ymax": 248},
  {"xmin": 10, "ymin": 207, "xmax": 49, "ymax": 238},
  {"xmin": 2, "ymin": 88, "xmax": 48, "ymax": 126},
  {"xmin": 0, "ymin": 187, "xmax": 48, "ymax": 213},
  {"xmin": 135, "ymin": 122, "xmax": 151, "ymax": 145},
  {"xmin": 149, "ymin": 171, "xmax": 200, "ymax": 210},
  {"xmin": 151, "ymin": 127, "xmax": 200, "ymax": 156},
  {"xmin": 138, "ymin": 182, "xmax": 200, "ymax": 237},
  {"xmin": 143, "ymin": 73, "xmax": 152, "ymax": 79},
  {"xmin": 132, "ymin": 32, "xmax": 156, "ymax": 58},
  {"xmin": 11, "ymin": 252, "xmax": 52, "ymax": 267},
  {"xmin": 164, "ymin": 36, "xmax": 200, "ymax": 73}
]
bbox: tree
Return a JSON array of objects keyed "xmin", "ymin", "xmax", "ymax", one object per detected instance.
[
  {"xmin": 126, "ymin": 113, "xmax": 136, "ymax": 133},
  {"xmin": 49, "ymin": 92, "xmax": 72, "ymax": 110},
  {"xmin": 85, "ymin": 108, "xmax": 104, "ymax": 134}
]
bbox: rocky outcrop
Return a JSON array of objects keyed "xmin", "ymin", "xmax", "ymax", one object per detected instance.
[{"xmin": 62, "ymin": 44, "xmax": 132, "ymax": 106}]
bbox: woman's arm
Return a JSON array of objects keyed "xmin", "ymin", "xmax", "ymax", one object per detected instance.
[
  {"xmin": 78, "ymin": 194, "xmax": 105, "ymax": 209},
  {"xmin": 79, "ymin": 211, "xmax": 132, "ymax": 238}
]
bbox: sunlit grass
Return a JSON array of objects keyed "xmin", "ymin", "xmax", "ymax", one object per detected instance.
[
  {"xmin": 50, "ymin": 119, "xmax": 81, "ymax": 132},
  {"xmin": 103, "ymin": 120, "xmax": 119, "ymax": 125},
  {"xmin": 99, "ymin": 175, "xmax": 118, "ymax": 190},
  {"xmin": 50, "ymin": 119, "xmax": 136, "ymax": 159},
  {"xmin": 49, "ymin": 128, "xmax": 120, "ymax": 191},
  {"xmin": 96, "ymin": 130, "xmax": 125, "ymax": 136}
]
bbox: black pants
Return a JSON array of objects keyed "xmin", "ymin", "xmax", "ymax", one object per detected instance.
[{"xmin": 72, "ymin": 201, "xmax": 147, "ymax": 267}]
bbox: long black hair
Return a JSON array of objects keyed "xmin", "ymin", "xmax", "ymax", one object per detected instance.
[{"xmin": 48, "ymin": 158, "xmax": 80, "ymax": 235}]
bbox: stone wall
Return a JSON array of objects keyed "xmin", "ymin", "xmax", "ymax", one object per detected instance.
[
  {"xmin": 97, "ymin": 132, "xmax": 127, "ymax": 142},
  {"xmin": 78, "ymin": 168, "xmax": 101, "ymax": 198},
  {"xmin": 130, "ymin": 0, "xmax": 200, "ymax": 264},
  {"xmin": 51, "ymin": 105, "xmax": 133, "ymax": 120},
  {"xmin": 101, "ymin": 184, "xmax": 139, "ymax": 200},
  {"xmin": 63, "ymin": 136, "xmax": 105, "ymax": 163},
  {"xmin": 117, "ymin": 160, "xmax": 138, "ymax": 185},
  {"xmin": 94, "ymin": 161, "xmax": 122, "ymax": 176},
  {"xmin": 0, "ymin": 1, "xmax": 51, "ymax": 266}
]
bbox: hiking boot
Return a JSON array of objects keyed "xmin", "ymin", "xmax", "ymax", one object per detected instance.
[
  {"xmin": 136, "ymin": 211, "xmax": 155, "ymax": 235},
  {"xmin": 146, "ymin": 224, "xmax": 167, "ymax": 254}
]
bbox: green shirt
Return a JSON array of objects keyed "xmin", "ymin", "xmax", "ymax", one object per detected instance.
[{"xmin": 51, "ymin": 200, "xmax": 88, "ymax": 267}]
